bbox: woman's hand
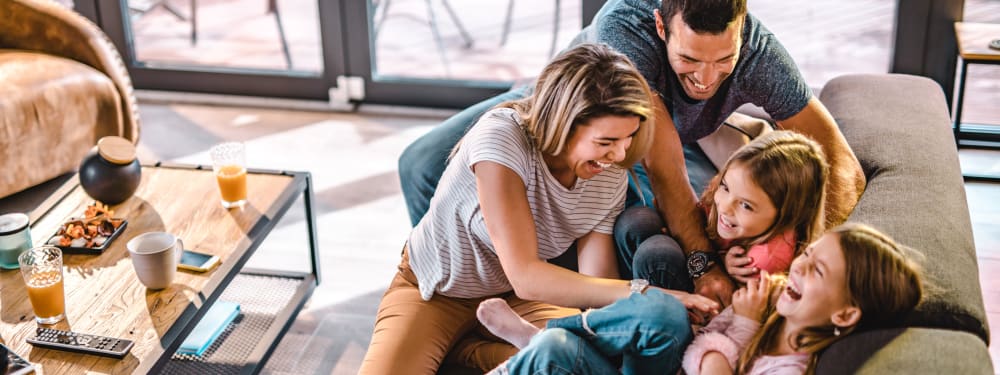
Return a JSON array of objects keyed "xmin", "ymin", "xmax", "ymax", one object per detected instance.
[
  {"xmin": 731, "ymin": 271, "xmax": 770, "ymax": 322},
  {"xmin": 655, "ymin": 286, "xmax": 720, "ymax": 325},
  {"xmin": 725, "ymin": 246, "xmax": 758, "ymax": 284}
]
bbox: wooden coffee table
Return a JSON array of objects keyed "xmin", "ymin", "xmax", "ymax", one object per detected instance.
[{"xmin": 0, "ymin": 164, "xmax": 320, "ymax": 374}]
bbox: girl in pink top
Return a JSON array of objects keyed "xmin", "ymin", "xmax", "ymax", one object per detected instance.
[
  {"xmin": 620, "ymin": 130, "xmax": 829, "ymax": 298},
  {"xmin": 699, "ymin": 130, "xmax": 829, "ymax": 283},
  {"xmin": 683, "ymin": 223, "xmax": 923, "ymax": 374}
]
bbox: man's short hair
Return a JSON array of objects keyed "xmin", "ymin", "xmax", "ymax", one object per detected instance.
[{"xmin": 660, "ymin": 0, "xmax": 747, "ymax": 35}]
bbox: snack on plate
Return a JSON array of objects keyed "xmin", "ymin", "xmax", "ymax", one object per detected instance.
[{"xmin": 47, "ymin": 202, "xmax": 126, "ymax": 248}]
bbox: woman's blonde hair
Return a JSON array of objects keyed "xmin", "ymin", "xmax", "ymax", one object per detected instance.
[
  {"xmin": 701, "ymin": 130, "xmax": 828, "ymax": 253},
  {"xmin": 498, "ymin": 43, "xmax": 655, "ymax": 167},
  {"xmin": 736, "ymin": 223, "xmax": 924, "ymax": 374}
]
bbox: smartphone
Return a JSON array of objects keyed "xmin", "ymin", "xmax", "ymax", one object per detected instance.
[
  {"xmin": 178, "ymin": 249, "xmax": 221, "ymax": 272},
  {"xmin": 1, "ymin": 343, "xmax": 35, "ymax": 375}
]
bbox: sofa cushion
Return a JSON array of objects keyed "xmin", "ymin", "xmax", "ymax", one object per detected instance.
[
  {"xmin": 817, "ymin": 328, "xmax": 994, "ymax": 374},
  {"xmin": 819, "ymin": 74, "xmax": 988, "ymax": 343},
  {"xmin": 0, "ymin": 51, "xmax": 122, "ymax": 198}
]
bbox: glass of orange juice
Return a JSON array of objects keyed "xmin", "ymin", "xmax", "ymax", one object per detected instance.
[
  {"xmin": 18, "ymin": 246, "xmax": 66, "ymax": 324},
  {"xmin": 210, "ymin": 142, "xmax": 248, "ymax": 209}
]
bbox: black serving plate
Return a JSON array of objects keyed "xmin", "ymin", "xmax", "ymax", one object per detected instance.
[{"xmin": 47, "ymin": 219, "xmax": 128, "ymax": 255}]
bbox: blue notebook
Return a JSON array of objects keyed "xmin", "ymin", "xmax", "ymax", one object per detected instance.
[{"xmin": 178, "ymin": 301, "xmax": 241, "ymax": 356}]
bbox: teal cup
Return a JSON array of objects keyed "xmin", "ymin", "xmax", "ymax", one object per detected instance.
[{"xmin": 0, "ymin": 213, "xmax": 32, "ymax": 269}]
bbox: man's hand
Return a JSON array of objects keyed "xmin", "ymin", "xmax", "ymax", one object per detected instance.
[
  {"xmin": 724, "ymin": 246, "xmax": 758, "ymax": 284},
  {"xmin": 694, "ymin": 266, "xmax": 735, "ymax": 307},
  {"xmin": 731, "ymin": 271, "xmax": 770, "ymax": 321}
]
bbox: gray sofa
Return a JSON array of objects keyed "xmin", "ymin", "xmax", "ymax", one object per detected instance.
[{"xmin": 813, "ymin": 74, "xmax": 992, "ymax": 373}]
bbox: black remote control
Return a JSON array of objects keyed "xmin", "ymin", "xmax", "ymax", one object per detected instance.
[{"xmin": 27, "ymin": 327, "xmax": 134, "ymax": 359}]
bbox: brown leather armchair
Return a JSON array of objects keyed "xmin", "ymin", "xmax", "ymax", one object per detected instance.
[{"xmin": 0, "ymin": 0, "xmax": 140, "ymax": 199}]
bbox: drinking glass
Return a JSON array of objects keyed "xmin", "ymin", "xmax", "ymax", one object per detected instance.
[
  {"xmin": 210, "ymin": 142, "xmax": 248, "ymax": 209},
  {"xmin": 18, "ymin": 246, "xmax": 66, "ymax": 324}
]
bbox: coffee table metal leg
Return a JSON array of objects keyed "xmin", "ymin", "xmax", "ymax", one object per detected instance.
[
  {"xmin": 954, "ymin": 57, "xmax": 967, "ymax": 147},
  {"xmin": 303, "ymin": 172, "xmax": 321, "ymax": 284}
]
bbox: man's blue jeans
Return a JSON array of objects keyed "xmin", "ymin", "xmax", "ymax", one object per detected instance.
[
  {"xmin": 612, "ymin": 206, "xmax": 695, "ymax": 292},
  {"xmin": 398, "ymin": 88, "xmax": 717, "ymax": 279},
  {"xmin": 502, "ymin": 290, "xmax": 692, "ymax": 375}
]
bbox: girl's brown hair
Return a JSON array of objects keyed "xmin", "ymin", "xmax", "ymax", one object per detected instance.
[
  {"xmin": 736, "ymin": 223, "xmax": 924, "ymax": 374},
  {"xmin": 701, "ymin": 130, "xmax": 828, "ymax": 254},
  {"xmin": 497, "ymin": 43, "xmax": 655, "ymax": 167}
]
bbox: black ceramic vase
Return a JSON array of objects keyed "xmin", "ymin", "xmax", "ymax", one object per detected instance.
[{"xmin": 79, "ymin": 136, "xmax": 141, "ymax": 205}]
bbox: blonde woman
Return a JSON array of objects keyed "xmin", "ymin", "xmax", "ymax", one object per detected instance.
[{"xmin": 359, "ymin": 43, "xmax": 719, "ymax": 374}]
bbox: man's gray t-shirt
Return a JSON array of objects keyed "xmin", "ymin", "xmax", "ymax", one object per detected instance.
[{"xmin": 576, "ymin": 0, "xmax": 812, "ymax": 144}]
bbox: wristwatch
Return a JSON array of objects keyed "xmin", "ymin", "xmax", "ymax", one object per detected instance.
[
  {"xmin": 687, "ymin": 250, "xmax": 718, "ymax": 279},
  {"xmin": 629, "ymin": 279, "xmax": 650, "ymax": 294}
]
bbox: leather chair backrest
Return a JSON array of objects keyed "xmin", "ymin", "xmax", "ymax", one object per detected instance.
[{"xmin": 0, "ymin": 0, "xmax": 140, "ymax": 142}]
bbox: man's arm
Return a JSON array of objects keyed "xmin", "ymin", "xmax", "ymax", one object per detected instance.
[
  {"xmin": 644, "ymin": 98, "xmax": 734, "ymax": 306},
  {"xmin": 776, "ymin": 97, "xmax": 866, "ymax": 227}
]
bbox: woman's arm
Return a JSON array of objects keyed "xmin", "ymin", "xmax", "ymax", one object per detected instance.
[
  {"xmin": 476, "ymin": 162, "xmax": 720, "ymax": 314},
  {"xmin": 475, "ymin": 161, "xmax": 631, "ymax": 308},
  {"xmin": 576, "ymin": 231, "xmax": 620, "ymax": 279}
]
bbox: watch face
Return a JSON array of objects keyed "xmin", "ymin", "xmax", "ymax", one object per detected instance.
[
  {"xmin": 688, "ymin": 252, "xmax": 709, "ymax": 272},
  {"xmin": 688, "ymin": 251, "xmax": 715, "ymax": 278}
]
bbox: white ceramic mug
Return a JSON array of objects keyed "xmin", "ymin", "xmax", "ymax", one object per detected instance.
[{"xmin": 127, "ymin": 232, "xmax": 183, "ymax": 290}]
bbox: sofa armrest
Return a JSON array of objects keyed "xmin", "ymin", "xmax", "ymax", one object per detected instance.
[
  {"xmin": 817, "ymin": 328, "xmax": 993, "ymax": 374},
  {"xmin": 819, "ymin": 74, "xmax": 987, "ymax": 343},
  {"xmin": 0, "ymin": 0, "xmax": 139, "ymax": 142}
]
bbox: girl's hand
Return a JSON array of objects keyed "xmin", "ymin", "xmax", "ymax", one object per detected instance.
[
  {"xmin": 725, "ymin": 245, "xmax": 758, "ymax": 284},
  {"xmin": 654, "ymin": 286, "xmax": 720, "ymax": 325},
  {"xmin": 731, "ymin": 271, "xmax": 771, "ymax": 321}
]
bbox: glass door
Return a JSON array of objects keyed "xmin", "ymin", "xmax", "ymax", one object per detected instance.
[
  {"xmin": 342, "ymin": 0, "xmax": 604, "ymax": 108},
  {"xmin": 750, "ymin": 0, "xmax": 897, "ymax": 89},
  {"xmin": 90, "ymin": 0, "xmax": 344, "ymax": 100},
  {"xmin": 75, "ymin": 0, "xmax": 601, "ymax": 108}
]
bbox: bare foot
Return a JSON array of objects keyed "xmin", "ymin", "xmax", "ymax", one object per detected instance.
[{"xmin": 477, "ymin": 298, "xmax": 540, "ymax": 349}]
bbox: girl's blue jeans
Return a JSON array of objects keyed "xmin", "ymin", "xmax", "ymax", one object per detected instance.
[{"xmin": 503, "ymin": 290, "xmax": 692, "ymax": 375}]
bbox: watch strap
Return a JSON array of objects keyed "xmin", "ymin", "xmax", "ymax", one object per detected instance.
[{"xmin": 629, "ymin": 279, "xmax": 650, "ymax": 294}]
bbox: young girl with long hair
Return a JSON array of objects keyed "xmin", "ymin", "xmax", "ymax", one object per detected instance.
[
  {"xmin": 704, "ymin": 130, "xmax": 829, "ymax": 283},
  {"xmin": 359, "ymin": 43, "xmax": 718, "ymax": 375},
  {"xmin": 478, "ymin": 223, "xmax": 923, "ymax": 375},
  {"xmin": 686, "ymin": 223, "xmax": 923, "ymax": 374},
  {"xmin": 623, "ymin": 130, "xmax": 829, "ymax": 293}
]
